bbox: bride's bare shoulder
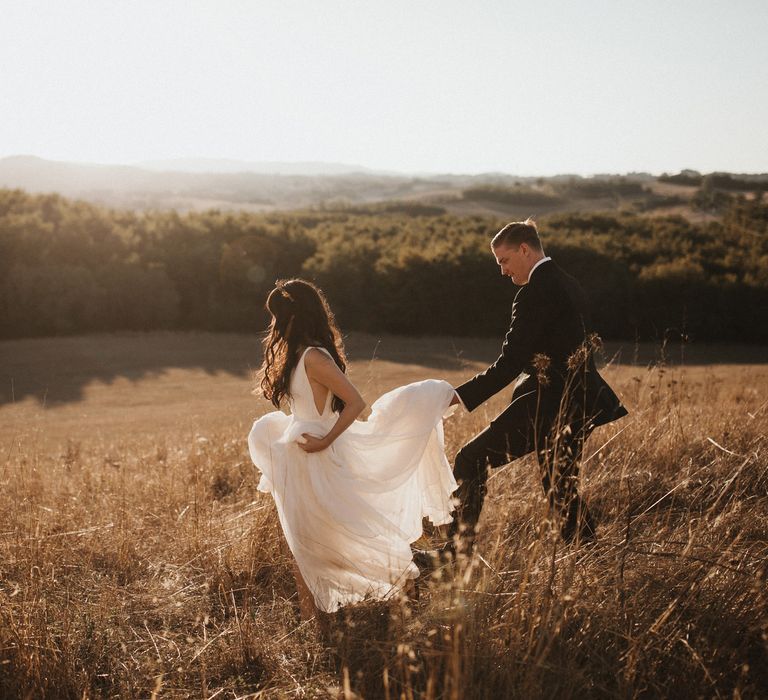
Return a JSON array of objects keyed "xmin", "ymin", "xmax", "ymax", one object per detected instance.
[{"xmin": 304, "ymin": 347, "xmax": 336, "ymax": 370}]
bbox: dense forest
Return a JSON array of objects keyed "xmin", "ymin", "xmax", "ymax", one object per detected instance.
[{"xmin": 1, "ymin": 187, "xmax": 766, "ymax": 342}]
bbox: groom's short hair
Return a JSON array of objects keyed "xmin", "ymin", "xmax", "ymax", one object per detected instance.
[{"xmin": 492, "ymin": 218, "xmax": 543, "ymax": 251}]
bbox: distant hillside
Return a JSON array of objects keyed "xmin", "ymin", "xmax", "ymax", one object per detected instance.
[
  {"xmin": 136, "ymin": 157, "xmax": 383, "ymax": 176},
  {"xmin": 0, "ymin": 155, "xmax": 546, "ymax": 213},
  {"xmin": 0, "ymin": 156, "xmax": 765, "ymax": 219},
  {"xmin": 0, "ymin": 155, "xmax": 430, "ymax": 211}
]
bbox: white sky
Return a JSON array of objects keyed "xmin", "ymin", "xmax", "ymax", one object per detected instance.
[{"xmin": 1, "ymin": 0, "xmax": 766, "ymax": 175}]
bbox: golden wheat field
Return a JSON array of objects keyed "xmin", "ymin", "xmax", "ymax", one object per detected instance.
[{"xmin": 1, "ymin": 332, "xmax": 766, "ymax": 699}]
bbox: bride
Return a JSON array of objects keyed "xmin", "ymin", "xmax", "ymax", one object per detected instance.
[{"xmin": 247, "ymin": 278, "xmax": 458, "ymax": 619}]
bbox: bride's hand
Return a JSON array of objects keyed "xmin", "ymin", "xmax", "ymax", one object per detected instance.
[{"xmin": 299, "ymin": 433, "xmax": 329, "ymax": 453}]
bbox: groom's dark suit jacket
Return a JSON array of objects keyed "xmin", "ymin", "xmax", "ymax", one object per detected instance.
[{"xmin": 456, "ymin": 259, "xmax": 627, "ymax": 434}]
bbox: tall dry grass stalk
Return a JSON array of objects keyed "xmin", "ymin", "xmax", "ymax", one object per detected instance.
[{"xmin": 1, "ymin": 359, "xmax": 767, "ymax": 698}]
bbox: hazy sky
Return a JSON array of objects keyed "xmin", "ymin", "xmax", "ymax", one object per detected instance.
[{"xmin": 1, "ymin": 0, "xmax": 766, "ymax": 175}]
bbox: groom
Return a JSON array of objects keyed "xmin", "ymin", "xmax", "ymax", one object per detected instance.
[{"xmin": 445, "ymin": 219, "xmax": 627, "ymax": 552}]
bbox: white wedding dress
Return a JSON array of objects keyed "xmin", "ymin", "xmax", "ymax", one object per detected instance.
[{"xmin": 247, "ymin": 347, "xmax": 457, "ymax": 612}]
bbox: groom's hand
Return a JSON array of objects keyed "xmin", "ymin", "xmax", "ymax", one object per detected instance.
[{"xmin": 299, "ymin": 433, "xmax": 329, "ymax": 453}]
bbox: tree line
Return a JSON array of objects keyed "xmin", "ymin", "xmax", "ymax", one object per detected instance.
[
  {"xmin": 660, "ymin": 170, "xmax": 768, "ymax": 192},
  {"xmin": 1, "ymin": 187, "xmax": 766, "ymax": 342}
]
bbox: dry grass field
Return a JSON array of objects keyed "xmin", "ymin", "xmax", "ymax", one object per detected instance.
[{"xmin": 1, "ymin": 332, "xmax": 767, "ymax": 698}]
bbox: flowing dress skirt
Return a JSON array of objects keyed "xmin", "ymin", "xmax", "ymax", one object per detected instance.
[{"xmin": 247, "ymin": 379, "xmax": 457, "ymax": 612}]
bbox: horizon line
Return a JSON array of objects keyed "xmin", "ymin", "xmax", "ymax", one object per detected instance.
[{"xmin": 3, "ymin": 153, "xmax": 767, "ymax": 179}]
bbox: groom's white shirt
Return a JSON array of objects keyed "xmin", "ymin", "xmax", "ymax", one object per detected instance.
[{"xmin": 453, "ymin": 255, "xmax": 552, "ymax": 409}]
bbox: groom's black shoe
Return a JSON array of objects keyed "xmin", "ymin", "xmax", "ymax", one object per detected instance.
[
  {"xmin": 411, "ymin": 544, "xmax": 454, "ymax": 576},
  {"xmin": 411, "ymin": 548, "xmax": 436, "ymax": 576}
]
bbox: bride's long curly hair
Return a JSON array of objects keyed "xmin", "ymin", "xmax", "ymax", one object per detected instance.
[{"xmin": 257, "ymin": 278, "xmax": 347, "ymax": 412}]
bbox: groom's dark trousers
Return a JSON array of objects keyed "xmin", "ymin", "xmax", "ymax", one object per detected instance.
[{"xmin": 451, "ymin": 260, "xmax": 628, "ymax": 547}]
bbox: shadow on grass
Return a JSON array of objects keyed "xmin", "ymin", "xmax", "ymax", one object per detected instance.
[{"xmin": 1, "ymin": 330, "xmax": 765, "ymax": 408}]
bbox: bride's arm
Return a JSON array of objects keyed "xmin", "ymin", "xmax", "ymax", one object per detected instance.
[{"xmin": 298, "ymin": 350, "xmax": 366, "ymax": 453}]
